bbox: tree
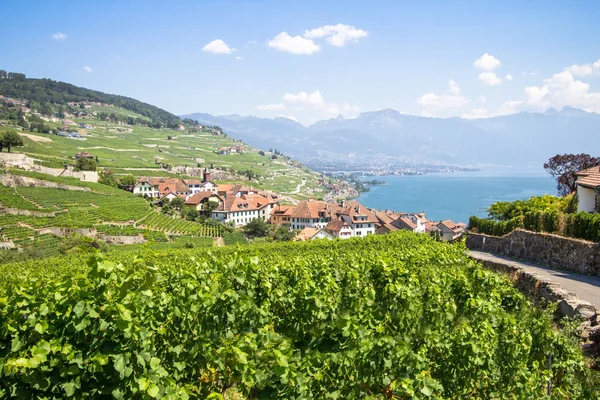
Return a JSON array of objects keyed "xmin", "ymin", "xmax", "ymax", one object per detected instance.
[
  {"xmin": 1, "ymin": 130, "xmax": 24, "ymax": 153},
  {"xmin": 99, "ymin": 169, "xmax": 117, "ymax": 186},
  {"xmin": 76, "ymin": 157, "xmax": 97, "ymax": 171},
  {"xmin": 258, "ymin": 150, "xmax": 265, "ymax": 156},
  {"xmin": 243, "ymin": 218, "xmax": 269, "ymax": 237},
  {"xmin": 544, "ymin": 153, "xmax": 600, "ymax": 196},
  {"xmin": 119, "ymin": 174, "xmax": 137, "ymax": 188},
  {"xmin": 272, "ymin": 225, "xmax": 294, "ymax": 241},
  {"xmin": 170, "ymin": 197, "xmax": 184, "ymax": 211}
]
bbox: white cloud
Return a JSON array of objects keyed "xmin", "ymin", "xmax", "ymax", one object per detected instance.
[
  {"xmin": 83, "ymin": 66, "xmax": 93, "ymax": 73},
  {"xmin": 478, "ymin": 72, "xmax": 502, "ymax": 86},
  {"xmin": 522, "ymin": 71, "xmax": 537, "ymax": 76},
  {"xmin": 202, "ymin": 39, "xmax": 232, "ymax": 55},
  {"xmin": 52, "ymin": 32, "xmax": 67, "ymax": 41},
  {"xmin": 282, "ymin": 90, "xmax": 360, "ymax": 118},
  {"xmin": 505, "ymin": 74, "xmax": 513, "ymax": 81},
  {"xmin": 257, "ymin": 103, "xmax": 285, "ymax": 111},
  {"xmin": 461, "ymin": 107, "xmax": 489, "ymax": 119},
  {"xmin": 268, "ymin": 32, "xmax": 320, "ymax": 55},
  {"xmin": 474, "ymin": 53, "xmax": 501, "ymax": 71},
  {"xmin": 565, "ymin": 59, "xmax": 600, "ymax": 77},
  {"xmin": 491, "ymin": 60, "xmax": 600, "ymax": 117},
  {"xmin": 479, "ymin": 95, "xmax": 487, "ymax": 103},
  {"xmin": 417, "ymin": 79, "xmax": 469, "ymax": 112},
  {"xmin": 304, "ymin": 24, "xmax": 368, "ymax": 47},
  {"xmin": 236, "ymin": 56, "xmax": 243, "ymax": 61},
  {"xmin": 283, "ymin": 90, "xmax": 325, "ymax": 106}
]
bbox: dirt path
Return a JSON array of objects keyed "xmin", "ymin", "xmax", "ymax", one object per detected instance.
[
  {"xmin": 470, "ymin": 250, "xmax": 600, "ymax": 309},
  {"xmin": 291, "ymin": 179, "xmax": 306, "ymax": 194}
]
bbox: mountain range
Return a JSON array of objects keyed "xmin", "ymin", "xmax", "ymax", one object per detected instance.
[{"xmin": 182, "ymin": 107, "xmax": 600, "ymax": 166}]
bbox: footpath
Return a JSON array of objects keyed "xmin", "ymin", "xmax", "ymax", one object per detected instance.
[{"xmin": 470, "ymin": 250, "xmax": 600, "ymax": 310}]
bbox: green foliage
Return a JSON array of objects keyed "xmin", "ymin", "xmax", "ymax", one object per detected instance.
[
  {"xmin": 75, "ymin": 157, "xmax": 97, "ymax": 172},
  {"xmin": 242, "ymin": 218, "xmax": 269, "ymax": 238},
  {"xmin": 98, "ymin": 169, "xmax": 117, "ymax": 186},
  {"xmin": 469, "ymin": 216, "xmax": 522, "ymax": 236},
  {"xmin": 223, "ymin": 231, "xmax": 248, "ymax": 245},
  {"xmin": 118, "ymin": 174, "xmax": 137, "ymax": 188},
  {"xmin": 488, "ymin": 194, "xmax": 572, "ymax": 221},
  {"xmin": 0, "ymin": 74, "xmax": 181, "ymax": 127},
  {"xmin": 0, "ymin": 233, "xmax": 594, "ymax": 398},
  {"xmin": 0, "ymin": 129, "xmax": 24, "ymax": 153}
]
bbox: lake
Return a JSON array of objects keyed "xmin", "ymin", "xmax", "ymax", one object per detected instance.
[{"xmin": 357, "ymin": 165, "xmax": 557, "ymax": 223}]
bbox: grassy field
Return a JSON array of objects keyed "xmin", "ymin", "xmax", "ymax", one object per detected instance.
[{"xmin": 8, "ymin": 107, "xmax": 328, "ymax": 198}]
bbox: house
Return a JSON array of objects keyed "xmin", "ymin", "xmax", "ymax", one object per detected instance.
[
  {"xmin": 183, "ymin": 169, "xmax": 217, "ymax": 195},
  {"xmin": 289, "ymin": 200, "xmax": 342, "ymax": 230},
  {"xmin": 133, "ymin": 177, "xmax": 190, "ymax": 199},
  {"xmin": 337, "ymin": 204, "xmax": 378, "ymax": 237},
  {"xmin": 218, "ymin": 147, "xmax": 231, "ymax": 155},
  {"xmin": 575, "ymin": 166, "xmax": 600, "ymax": 213},
  {"xmin": 323, "ymin": 220, "xmax": 354, "ymax": 239},
  {"xmin": 177, "ymin": 124, "xmax": 185, "ymax": 132},
  {"xmin": 437, "ymin": 220, "xmax": 467, "ymax": 242},
  {"xmin": 392, "ymin": 217, "xmax": 418, "ymax": 232},
  {"xmin": 375, "ymin": 223, "xmax": 399, "ymax": 235},
  {"xmin": 295, "ymin": 227, "xmax": 333, "ymax": 241},
  {"xmin": 269, "ymin": 205, "xmax": 295, "ymax": 226},
  {"xmin": 211, "ymin": 192, "xmax": 276, "ymax": 227},
  {"xmin": 184, "ymin": 192, "xmax": 223, "ymax": 211},
  {"xmin": 75, "ymin": 152, "xmax": 94, "ymax": 159}
]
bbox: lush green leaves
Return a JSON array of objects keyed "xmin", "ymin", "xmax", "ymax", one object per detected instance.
[{"xmin": 0, "ymin": 233, "xmax": 594, "ymax": 398}]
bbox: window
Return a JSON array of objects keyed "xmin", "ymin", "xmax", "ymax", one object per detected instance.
[{"xmin": 356, "ymin": 231, "xmax": 362, "ymax": 235}]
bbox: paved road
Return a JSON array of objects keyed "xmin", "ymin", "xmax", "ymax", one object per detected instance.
[{"xmin": 470, "ymin": 250, "xmax": 600, "ymax": 310}]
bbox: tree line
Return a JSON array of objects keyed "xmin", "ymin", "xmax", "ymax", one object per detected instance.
[{"xmin": 0, "ymin": 71, "xmax": 182, "ymax": 128}]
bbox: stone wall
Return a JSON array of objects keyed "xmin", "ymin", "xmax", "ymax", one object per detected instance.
[{"xmin": 466, "ymin": 228, "xmax": 600, "ymax": 276}]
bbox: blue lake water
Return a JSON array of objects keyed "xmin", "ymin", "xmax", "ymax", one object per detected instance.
[{"xmin": 357, "ymin": 165, "xmax": 557, "ymax": 223}]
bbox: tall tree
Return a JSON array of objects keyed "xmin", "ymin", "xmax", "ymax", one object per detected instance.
[
  {"xmin": 544, "ymin": 153, "xmax": 600, "ymax": 196},
  {"xmin": 1, "ymin": 130, "xmax": 24, "ymax": 153}
]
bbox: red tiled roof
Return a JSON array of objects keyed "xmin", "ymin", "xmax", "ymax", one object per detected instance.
[
  {"xmin": 295, "ymin": 227, "xmax": 321, "ymax": 241},
  {"xmin": 576, "ymin": 166, "xmax": 600, "ymax": 188},
  {"xmin": 215, "ymin": 193, "xmax": 275, "ymax": 212},
  {"xmin": 185, "ymin": 192, "xmax": 221, "ymax": 205},
  {"xmin": 270, "ymin": 205, "xmax": 295, "ymax": 216},
  {"xmin": 338, "ymin": 204, "xmax": 379, "ymax": 223},
  {"xmin": 324, "ymin": 220, "xmax": 348, "ymax": 232}
]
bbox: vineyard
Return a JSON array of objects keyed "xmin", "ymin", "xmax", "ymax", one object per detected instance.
[
  {"xmin": 0, "ymin": 232, "xmax": 596, "ymax": 398},
  {"xmin": 0, "ymin": 172, "xmax": 224, "ymax": 254}
]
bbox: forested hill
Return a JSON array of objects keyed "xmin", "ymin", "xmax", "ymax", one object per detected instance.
[{"xmin": 0, "ymin": 70, "xmax": 180, "ymax": 128}]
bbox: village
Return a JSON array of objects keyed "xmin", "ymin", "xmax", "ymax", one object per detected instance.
[{"xmin": 131, "ymin": 170, "xmax": 467, "ymax": 242}]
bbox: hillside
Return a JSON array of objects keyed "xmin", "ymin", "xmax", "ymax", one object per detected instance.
[
  {"xmin": 182, "ymin": 107, "xmax": 600, "ymax": 165},
  {"xmin": 0, "ymin": 72, "xmax": 331, "ymax": 200},
  {"xmin": 0, "ymin": 73, "xmax": 180, "ymax": 128},
  {"xmin": 0, "ymin": 169, "xmax": 218, "ymax": 261},
  {"xmin": 0, "ymin": 233, "xmax": 595, "ymax": 398}
]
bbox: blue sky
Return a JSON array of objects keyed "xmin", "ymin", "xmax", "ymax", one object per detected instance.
[{"xmin": 1, "ymin": 0, "xmax": 600, "ymax": 124}]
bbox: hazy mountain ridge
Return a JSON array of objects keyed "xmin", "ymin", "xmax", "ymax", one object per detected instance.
[{"xmin": 182, "ymin": 107, "xmax": 600, "ymax": 165}]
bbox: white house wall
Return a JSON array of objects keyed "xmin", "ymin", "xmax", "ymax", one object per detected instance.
[{"xmin": 577, "ymin": 185, "xmax": 597, "ymax": 213}]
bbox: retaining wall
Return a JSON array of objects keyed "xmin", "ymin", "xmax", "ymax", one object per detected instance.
[{"xmin": 466, "ymin": 228, "xmax": 600, "ymax": 276}]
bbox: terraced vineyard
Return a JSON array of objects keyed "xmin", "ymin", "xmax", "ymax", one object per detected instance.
[
  {"xmin": 0, "ymin": 171, "xmax": 224, "ymax": 258},
  {"xmin": 138, "ymin": 211, "xmax": 223, "ymax": 236},
  {"xmin": 0, "ymin": 233, "xmax": 595, "ymax": 398}
]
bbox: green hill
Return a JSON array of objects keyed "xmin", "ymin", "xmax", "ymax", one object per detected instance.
[
  {"xmin": 0, "ymin": 72, "xmax": 179, "ymax": 128},
  {"xmin": 0, "ymin": 71, "xmax": 331, "ymax": 199},
  {"xmin": 0, "ymin": 169, "xmax": 219, "ymax": 261}
]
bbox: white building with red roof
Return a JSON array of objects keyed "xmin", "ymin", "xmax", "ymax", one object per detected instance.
[{"xmin": 576, "ymin": 166, "xmax": 600, "ymax": 213}]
